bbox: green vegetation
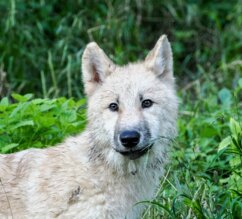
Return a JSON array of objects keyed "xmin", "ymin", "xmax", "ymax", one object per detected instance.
[
  {"xmin": 0, "ymin": 94, "xmax": 86, "ymax": 152},
  {"xmin": 0, "ymin": 0, "xmax": 241, "ymax": 218}
]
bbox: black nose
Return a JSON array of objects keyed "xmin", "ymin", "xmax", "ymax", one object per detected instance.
[{"xmin": 119, "ymin": 130, "xmax": 140, "ymax": 148}]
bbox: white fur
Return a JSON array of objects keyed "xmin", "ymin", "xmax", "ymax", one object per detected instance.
[{"xmin": 0, "ymin": 35, "xmax": 178, "ymax": 219}]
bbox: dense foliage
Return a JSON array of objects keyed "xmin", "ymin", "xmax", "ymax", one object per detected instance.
[
  {"xmin": 0, "ymin": 0, "xmax": 241, "ymax": 97},
  {"xmin": 0, "ymin": 0, "xmax": 241, "ymax": 218},
  {"xmin": 0, "ymin": 94, "xmax": 86, "ymax": 152}
]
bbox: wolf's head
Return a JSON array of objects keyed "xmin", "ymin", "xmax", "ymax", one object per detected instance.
[{"xmin": 82, "ymin": 35, "xmax": 178, "ymax": 173}]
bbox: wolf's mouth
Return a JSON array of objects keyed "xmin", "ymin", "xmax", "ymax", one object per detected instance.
[{"xmin": 115, "ymin": 144, "xmax": 153, "ymax": 160}]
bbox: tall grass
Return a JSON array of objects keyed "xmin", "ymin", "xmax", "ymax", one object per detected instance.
[{"xmin": 0, "ymin": 0, "xmax": 241, "ymax": 97}]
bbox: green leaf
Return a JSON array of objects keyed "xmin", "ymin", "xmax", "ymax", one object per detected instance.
[
  {"xmin": 1, "ymin": 143, "xmax": 19, "ymax": 153},
  {"xmin": 12, "ymin": 93, "xmax": 33, "ymax": 102},
  {"xmin": 230, "ymin": 156, "xmax": 241, "ymax": 167},
  {"xmin": 40, "ymin": 103, "xmax": 55, "ymax": 112},
  {"xmin": 0, "ymin": 97, "xmax": 9, "ymax": 106},
  {"xmin": 218, "ymin": 136, "xmax": 232, "ymax": 151},
  {"xmin": 238, "ymin": 78, "xmax": 242, "ymax": 88},
  {"xmin": 60, "ymin": 110, "xmax": 77, "ymax": 123},
  {"xmin": 200, "ymin": 125, "xmax": 217, "ymax": 138},
  {"xmin": 0, "ymin": 97, "xmax": 9, "ymax": 111},
  {"xmin": 230, "ymin": 118, "xmax": 241, "ymax": 136},
  {"xmin": 77, "ymin": 98, "xmax": 86, "ymax": 106},
  {"xmin": 32, "ymin": 98, "xmax": 46, "ymax": 104},
  {"xmin": 11, "ymin": 120, "xmax": 34, "ymax": 130},
  {"xmin": 24, "ymin": 93, "xmax": 34, "ymax": 100},
  {"xmin": 37, "ymin": 116, "xmax": 56, "ymax": 127},
  {"xmin": 9, "ymin": 102, "xmax": 30, "ymax": 118}
]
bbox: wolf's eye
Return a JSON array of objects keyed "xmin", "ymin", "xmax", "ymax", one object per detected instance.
[
  {"xmin": 141, "ymin": 99, "xmax": 153, "ymax": 108},
  {"xmin": 109, "ymin": 103, "xmax": 119, "ymax": 112}
]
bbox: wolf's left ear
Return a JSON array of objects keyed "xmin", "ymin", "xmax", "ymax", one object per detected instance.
[
  {"xmin": 82, "ymin": 42, "xmax": 115, "ymax": 96},
  {"xmin": 145, "ymin": 35, "xmax": 173, "ymax": 79}
]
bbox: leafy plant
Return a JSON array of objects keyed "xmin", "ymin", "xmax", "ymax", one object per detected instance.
[{"xmin": 0, "ymin": 93, "xmax": 86, "ymax": 153}]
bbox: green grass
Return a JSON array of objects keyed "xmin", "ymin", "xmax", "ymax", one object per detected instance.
[{"xmin": 0, "ymin": 0, "xmax": 242, "ymax": 218}]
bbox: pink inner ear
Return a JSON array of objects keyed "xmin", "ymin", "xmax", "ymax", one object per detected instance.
[{"xmin": 92, "ymin": 65, "xmax": 101, "ymax": 83}]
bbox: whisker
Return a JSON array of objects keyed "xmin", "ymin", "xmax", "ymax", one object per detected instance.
[{"xmin": 149, "ymin": 135, "xmax": 177, "ymax": 145}]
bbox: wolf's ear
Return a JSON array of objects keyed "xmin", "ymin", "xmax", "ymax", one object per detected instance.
[
  {"xmin": 145, "ymin": 35, "xmax": 173, "ymax": 79},
  {"xmin": 82, "ymin": 42, "xmax": 115, "ymax": 96}
]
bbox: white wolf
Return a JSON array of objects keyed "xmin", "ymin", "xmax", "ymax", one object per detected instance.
[{"xmin": 0, "ymin": 35, "xmax": 178, "ymax": 219}]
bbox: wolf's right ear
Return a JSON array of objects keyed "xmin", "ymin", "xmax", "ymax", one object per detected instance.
[{"xmin": 82, "ymin": 42, "xmax": 115, "ymax": 96}]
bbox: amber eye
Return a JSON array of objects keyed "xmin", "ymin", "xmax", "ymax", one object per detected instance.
[
  {"xmin": 141, "ymin": 99, "xmax": 153, "ymax": 108},
  {"xmin": 109, "ymin": 103, "xmax": 119, "ymax": 112}
]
